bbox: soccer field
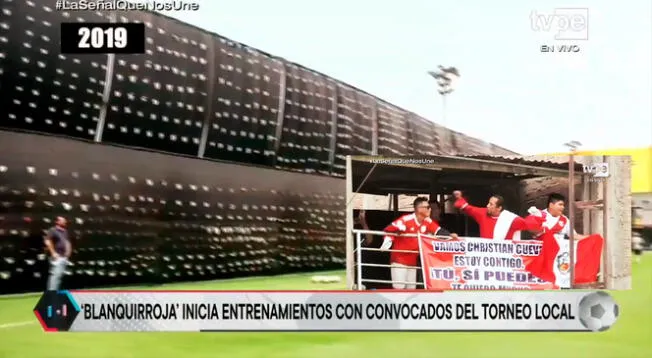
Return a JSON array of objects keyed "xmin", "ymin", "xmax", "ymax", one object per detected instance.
[{"xmin": 0, "ymin": 255, "xmax": 650, "ymax": 358}]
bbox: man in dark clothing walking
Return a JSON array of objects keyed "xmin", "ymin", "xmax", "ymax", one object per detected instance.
[{"xmin": 44, "ymin": 217, "xmax": 71, "ymax": 290}]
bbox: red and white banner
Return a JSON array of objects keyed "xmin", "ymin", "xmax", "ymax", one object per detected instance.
[
  {"xmin": 418, "ymin": 234, "xmax": 604, "ymax": 290},
  {"xmin": 525, "ymin": 233, "xmax": 604, "ymax": 287},
  {"xmin": 418, "ymin": 236, "xmax": 556, "ymax": 290}
]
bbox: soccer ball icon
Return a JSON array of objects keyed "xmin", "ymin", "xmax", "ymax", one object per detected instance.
[{"xmin": 578, "ymin": 291, "xmax": 619, "ymax": 332}]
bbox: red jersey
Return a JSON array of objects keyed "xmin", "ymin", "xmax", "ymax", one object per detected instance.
[
  {"xmin": 383, "ymin": 213, "xmax": 441, "ymax": 266},
  {"xmin": 536, "ymin": 209, "xmax": 570, "ymax": 238},
  {"xmin": 454, "ymin": 198, "xmax": 543, "ymax": 240}
]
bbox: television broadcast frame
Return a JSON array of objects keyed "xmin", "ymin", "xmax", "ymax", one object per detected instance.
[{"xmin": 0, "ymin": 0, "xmax": 648, "ymax": 343}]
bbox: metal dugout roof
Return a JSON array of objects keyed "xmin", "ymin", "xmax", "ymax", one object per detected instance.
[{"xmin": 348, "ymin": 155, "xmax": 584, "ymax": 196}]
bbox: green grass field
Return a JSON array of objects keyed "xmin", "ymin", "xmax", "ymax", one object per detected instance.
[{"xmin": 1, "ymin": 255, "xmax": 650, "ymax": 358}]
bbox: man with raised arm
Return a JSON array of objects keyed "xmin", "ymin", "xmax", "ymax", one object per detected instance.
[
  {"xmin": 380, "ymin": 197, "xmax": 446, "ymax": 289},
  {"xmin": 525, "ymin": 193, "xmax": 602, "ymax": 288},
  {"xmin": 452, "ymin": 190, "xmax": 543, "ymax": 240}
]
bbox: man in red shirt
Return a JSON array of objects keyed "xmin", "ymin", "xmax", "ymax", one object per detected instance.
[
  {"xmin": 452, "ymin": 190, "xmax": 544, "ymax": 240},
  {"xmin": 526, "ymin": 193, "xmax": 590, "ymax": 288},
  {"xmin": 530, "ymin": 193, "xmax": 588, "ymax": 240},
  {"xmin": 381, "ymin": 197, "xmax": 454, "ymax": 289}
]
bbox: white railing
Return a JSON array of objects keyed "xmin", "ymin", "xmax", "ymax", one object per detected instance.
[{"xmin": 352, "ymin": 229, "xmax": 454, "ymax": 290}]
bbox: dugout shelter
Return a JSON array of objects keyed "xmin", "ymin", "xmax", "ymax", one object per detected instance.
[{"xmin": 345, "ymin": 154, "xmax": 632, "ymax": 291}]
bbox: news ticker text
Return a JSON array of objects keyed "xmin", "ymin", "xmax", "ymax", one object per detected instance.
[
  {"xmin": 81, "ymin": 301, "xmax": 574, "ymax": 322},
  {"xmin": 34, "ymin": 291, "xmax": 618, "ymax": 332}
]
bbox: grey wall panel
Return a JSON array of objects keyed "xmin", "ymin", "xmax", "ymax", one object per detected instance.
[
  {"xmin": 102, "ymin": 11, "xmax": 208, "ymax": 155},
  {"xmin": 490, "ymin": 144, "xmax": 519, "ymax": 156},
  {"xmin": 432, "ymin": 124, "xmax": 453, "ymax": 155},
  {"xmin": 277, "ymin": 64, "xmax": 334, "ymax": 175},
  {"xmin": 377, "ymin": 100, "xmax": 409, "ymax": 156},
  {"xmin": 450, "ymin": 130, "xmax": 465, "ymax": 155},
  {"xmin": 203, "ymin": 38, "xmax": 283, "ymax": 165},
  {"xmin": 458, "ymin": 134, "xmax": 486, "ymax": 155},
  {"xmin": 334, "ymin": 86, "xmax": 374, "ymax": 176},
  {"xmin": 408, "ymin": 115, "xmax": 438, "ymax": 155},
  {"xmin": 0, "ymin": 1, "xmax": 107, "ymax": 139}
]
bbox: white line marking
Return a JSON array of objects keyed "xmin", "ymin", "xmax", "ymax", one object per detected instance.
[{"xmin": 0, "ymin": 321, "xmax": 35, "ymax": 329}]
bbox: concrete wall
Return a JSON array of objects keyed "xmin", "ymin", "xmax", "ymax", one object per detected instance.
[
  {"xmin": 352, "ymin": 194, "xmax": 412, "ymax": 211},
  {"xmin": 604, "ymin": 156, "xmax": 632, "ymax": 289}
]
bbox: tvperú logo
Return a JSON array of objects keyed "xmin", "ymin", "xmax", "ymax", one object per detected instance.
[
  {"xmin": 583, "ymin": 162, "xmax": 609, "ymax": 183},
  {"xmin": 531, "ymin": 8, "xmax": 588, "ymax": 54},
  {"xmin": 530, "ymin": 8, "xmax": 589, "ymax": 41}
]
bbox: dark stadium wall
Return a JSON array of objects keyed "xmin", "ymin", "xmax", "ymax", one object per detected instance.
[
  {"xmin": 0, "ymin": 131, "xmax": 345, "ymax": 293},
  {"xmin": 0, "ymin": 0, "xmax": 518, "ymax": 172},
  {"xmin": 0, "ymin": 0, "xmax": 519, "ymax": 292}
]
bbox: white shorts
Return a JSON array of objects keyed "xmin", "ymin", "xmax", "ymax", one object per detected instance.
[{"xmin": 391, "ymin": 262, "xmax": 417, "ymax": 289}]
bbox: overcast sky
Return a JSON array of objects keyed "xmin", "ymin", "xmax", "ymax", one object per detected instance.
[{"xmin": 162, "ymin": 0, "xmax": 652, "ymax": 155}]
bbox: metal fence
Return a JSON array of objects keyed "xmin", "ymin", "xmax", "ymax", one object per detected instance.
[{"xmin": 352, "ymin": 229, "xmax": 457, "ymax": 290}]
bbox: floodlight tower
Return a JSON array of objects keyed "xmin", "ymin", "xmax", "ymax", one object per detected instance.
[{"xmin": 427, "ymin": 66, "xmax": 460, "ymax": 127}]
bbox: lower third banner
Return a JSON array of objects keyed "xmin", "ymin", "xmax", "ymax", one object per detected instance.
[
  {"xmin": 418, "ymin": 236, "xmax": 556, "ymax": 290},
  {"xmin": 33, "ymin": 290, "xmax": 619, "ymax": 332}
]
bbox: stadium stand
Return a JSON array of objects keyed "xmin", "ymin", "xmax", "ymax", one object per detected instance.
[{"xmin": 0, "ymin": 0, "xmax": 518, "ymax": 293}]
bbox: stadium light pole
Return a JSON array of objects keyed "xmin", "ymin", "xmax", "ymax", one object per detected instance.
[
  {"xmin": 428, "ymin": 66, "xmax": 460, "ymax": 127},
  {"xmin": 563, "ymin": 140, "xmax": 582, "ymax": 289}
]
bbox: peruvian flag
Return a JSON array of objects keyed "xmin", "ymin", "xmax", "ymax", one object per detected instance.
[{"xmin": 525, "ymin": 232, "xmax": 604, "ymax": 287}]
